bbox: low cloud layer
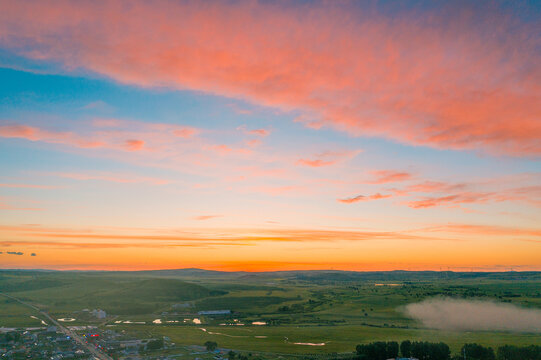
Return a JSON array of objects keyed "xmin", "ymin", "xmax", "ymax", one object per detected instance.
[{"xmin": 404, "ymin": 298, "xmax": 541, "ymax": 333}]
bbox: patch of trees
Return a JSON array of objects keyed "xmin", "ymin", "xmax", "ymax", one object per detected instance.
[
  {"xmin": 355, "ymin": 341, "xmax": 539, "ymax": 360},
  {"xmin": 356, "ymin": 340, "xmax": 449, "ymax": 360},
  {"xmin": 453, "ymin": 343, "xmax": 495, "ymax": 360},
  {"xmin": 146, "ymin": 338, "xmax": 164, "ymax": 350},
  {"xmin": 408, "ymin": 341, "xmax": 450, "ymax": 360},
  {"xmin": 204, "ymin": 341, "xmax": 218, "ymax": 351},
  {"xmin": 227, "ymin": 350, "xmax": 252, "ymax": 360},
  {"xmin": 497, "ymin": 345, "xmax": 541, "ymax": 360},
  {"xmin": 355, "ymin": 341, "xmax": 398, "ymax": 360}
]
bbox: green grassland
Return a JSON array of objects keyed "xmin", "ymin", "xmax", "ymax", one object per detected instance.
[{"xmin": 1, "ymin": 269, "xmax": 540, "ymax": 356}]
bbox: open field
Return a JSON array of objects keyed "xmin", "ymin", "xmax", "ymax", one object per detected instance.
[{"xmin": 1, "ymin": 269, "xmax": 541, "ymax": 357}]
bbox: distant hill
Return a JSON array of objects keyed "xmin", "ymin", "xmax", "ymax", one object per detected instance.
[
  {"xmin": 110, "ymin": 268, "xmax": 541, "ymax": 282},
  {"xmin": 2, "ymin": 268, "xmax": 540, "ymax": 284}
]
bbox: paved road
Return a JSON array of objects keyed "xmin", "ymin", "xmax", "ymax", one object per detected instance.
[{"xmin": 0, "ymin": 292, "xmax": 113, "ymax": 360}]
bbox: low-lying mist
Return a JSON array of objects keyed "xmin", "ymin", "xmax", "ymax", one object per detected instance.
[{"xmin": 403, "ymin": 297, "xmax": 541, "ymax": 332}]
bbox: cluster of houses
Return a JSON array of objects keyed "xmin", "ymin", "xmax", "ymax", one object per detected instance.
[{"xmin": 0, "ymin": 327, "xmax": 91, "ymax": 359}]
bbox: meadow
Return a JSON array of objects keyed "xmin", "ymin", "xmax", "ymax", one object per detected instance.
[{"xmin": 1, "ymin": 269, "xmax": 540, "ymax": 356}]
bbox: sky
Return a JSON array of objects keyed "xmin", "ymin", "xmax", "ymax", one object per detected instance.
[{"xmin": 0, "ymin": 0, "xmax": 539, "ymax": 271}]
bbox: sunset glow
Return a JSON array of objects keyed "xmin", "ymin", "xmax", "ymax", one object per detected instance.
[{"xmin": 0, "ymin": 0, "xmax": 539, "ymax": 271}]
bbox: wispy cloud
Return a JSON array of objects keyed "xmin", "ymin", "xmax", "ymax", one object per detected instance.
[
  {"xmin": 193, "ymin": 215, "xmax": 223, "ymax": 221},
  {"xmin": 124, "ymin": 139, "xmax": 145, "ymax": 151},
  {"xmin": 0, "ymin": 124, "xmax": 105, "ymax": 148},
  {"xmin": 297, "ymin": 150, "xmax": 360, "ymax": 168},
  {"xmin": 338, "ymin": 193, "xmax": 392, "ymax": 203},
  {"xmin": 237, "ymin": 125, "xmax": 271, "ymax": 137},
  {"xmin": 0, "ymin": 1, "xmax": 538, "ymax": 155},
  {"xmin": 368, "ymin": 170, "xmax": 412, "ymax": 184}
]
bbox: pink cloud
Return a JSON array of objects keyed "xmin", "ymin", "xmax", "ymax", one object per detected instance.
[
  {"xmin": 210, "ymin": 144, "xmax": 232, "ymax": 155},
  {"xmin": 247, "ymin": 129, "xmax": 270, "ymax": 137},
  {"xmin": 173, "ymin": 128, "xmax": 198, "ymax": 138},
  {"xmin": 237, "ymin": 125, "xmax": 271, "ymax": 138},
  {"xmin": 245, "ymin": 139, "xmax": 262, "ymax": 147},
  {"xmin": 297, "ymin": 158, "xmax": 335, "ymax": 167},
  {"xmin": 405, "ymin": 181, "xmax": 467, "ymax": 193},
  {"xmin": 0, "ymin": 124, "xmax": 105, "ymax": 148},
  {"xmin": 297, "ymin": 150, "xmax": 360, "ymax": 168},
  {"xmin": 404, "ymin": 185, "xmax": 541, "ymax": 209},
  {"xmin": 369, "ymin": 170, "xmax": 412, "ymax": 184},
  {"xmin": 0, "ymin": 2, "xmax": 538, "ymax": 156},
  {"xmin": 407, "ymin": 193, "xmax": 489, "ymax": 209},
  {"xmin": 338, "ymin": 193, "xmax": 392, "ymax": 203},
  {"xmin": 124, "ymin": 139, "xmax": 145, "ymax": 151}
]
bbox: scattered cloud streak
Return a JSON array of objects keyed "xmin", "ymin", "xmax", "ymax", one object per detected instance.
[
  {"xmin": 193, "ymin": 215, "xmax": 223, "ymax": 221},
  {"xmin": 338, "ymin": 193, "xmax": 392, "ymax": 203},
  {"xmin": 368, "ymin": 170, "xmax": 412, "ymax": 184},
  {"xmin": 297, "ymin": 150, "xmax": 360, "ymax": 168}
]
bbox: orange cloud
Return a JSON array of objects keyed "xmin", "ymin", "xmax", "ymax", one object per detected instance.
[
  {"xmin": 0, "ymin": 1, "xmax": 538, "ymax": 156},
  {"xmin": 422, "ymin": 224, "xmax": 541, "ymax": 239},
  {"xmin": 0, "ymin": 224, "xmax": 441, "ymax": 244}
]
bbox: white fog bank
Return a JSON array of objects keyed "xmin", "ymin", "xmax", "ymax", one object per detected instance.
[{"xmin": 404, "ymin": 298, "xmax": 541, "ymax": 332}]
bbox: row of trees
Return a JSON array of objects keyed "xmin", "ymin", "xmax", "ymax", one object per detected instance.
[
  {"xmin": 355, "ymin": 341, "xmax": 541, "ymax": 360},
  {"xmin": 202, "ymin": 340, "xmax": 540, "ymax": 360},
  {"xmin": 356, "ymin": 341, "xmax": 449, "ymax": 360},
  {"xmin": 497, "ymin": 345, "xmax": 541, "ymax": 360}
]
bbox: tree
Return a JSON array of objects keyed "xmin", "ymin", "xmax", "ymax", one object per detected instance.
[
  {"xmin": 146, "ymin": 338, "xmax": 164, "ymax": 350},
  {"xmin": 497, "ymin": 345, "xmax": 541, "ymax": 360},
  {"xmin": 461, "ymin": 343, "xmax": 495, "ymax": 360},
  {"xmin": 205, "ymin": 341, "xmax": 218, "ymax": 352},
  {"xmin": 356, "ymin": 341, "xmax": 399, "ymax": 360},
  {"xmin": 401, "ymin": 340, "xmax": 412, "ymax": 357},
  {"xmin": 411, "ymin": 341, "xmax": 450, "ymax": 360},
  {"xmin": 386, "ymin": 341, "xmax": 399, "ymax": 358}
]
